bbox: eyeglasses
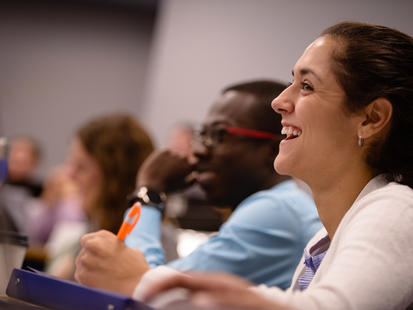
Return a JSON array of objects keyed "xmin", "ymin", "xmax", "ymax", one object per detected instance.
[{"xmin": 193, "ymin": 125, "xmax": 281, "ymax": 148}]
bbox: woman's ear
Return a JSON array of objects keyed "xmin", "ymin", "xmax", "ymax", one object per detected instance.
[{"xmin": 358, "ymin": 98, "xmax": 393, "ymax": 140}]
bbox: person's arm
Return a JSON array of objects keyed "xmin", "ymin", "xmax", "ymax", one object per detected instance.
[
  {"xmin": 127, "ymin": 190, "xmax": 307, "ymax": 292},
  {"xmin": 139, "ymin": 272, "xmax": 291, "ymax": 310},
  {"xmin": 166, "ymin": 192, "xmax": 309, "ymax": 289},
  {"xmin": 124, "ymin": 206, "xmax": 164, "ymax": 267},
  {"xmin": 125, "ymin": 149, "xmax": 194, "ymax": 266}
]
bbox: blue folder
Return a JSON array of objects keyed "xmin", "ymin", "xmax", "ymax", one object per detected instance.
[{"xmin": 6, "ymin": 268, "xmax": 154, "ymax": 310}]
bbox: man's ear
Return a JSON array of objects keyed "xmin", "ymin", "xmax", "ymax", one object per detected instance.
[{"xmin": 358, "ymin": 98, "xmax": 393, "ymax": 140}]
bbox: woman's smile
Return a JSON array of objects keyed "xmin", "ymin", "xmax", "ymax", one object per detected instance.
[{"xmin": 281, "ymin": 125, "xmax": 302, "ymax": 140}]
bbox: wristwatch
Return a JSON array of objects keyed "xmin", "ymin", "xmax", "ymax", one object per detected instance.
[{"xmin": 127, "ymin": 186, "xmax": 167, "ymax": 214}]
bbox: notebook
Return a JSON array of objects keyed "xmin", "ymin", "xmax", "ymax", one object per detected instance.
[{"xmin": 6, "ymin": 268, "xmax": 154, "ymax": 310}]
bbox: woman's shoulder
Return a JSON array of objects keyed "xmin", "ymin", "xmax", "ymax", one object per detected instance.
[
  {"xmin": 363, "ymin": 180, "xmax": 413, "ymax": 206},
  {"xmin": 352, "ymin": 175, "xmax": 413, "ymax": 209},
  {"xmin": 341, "ymin": 180, "xmax": 413, "ymax": 235}
]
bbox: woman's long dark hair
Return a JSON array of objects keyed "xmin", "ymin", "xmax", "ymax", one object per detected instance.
[{"xmin": 322, "ymin": 22, "xmax": 413, "ymax": 188}]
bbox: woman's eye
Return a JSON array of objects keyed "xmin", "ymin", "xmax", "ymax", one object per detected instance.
[{"xmin": 301, "ymin": 82, "xmax": 313, "ymax": 91}]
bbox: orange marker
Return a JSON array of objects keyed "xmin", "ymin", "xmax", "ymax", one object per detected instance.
[{"xmin": 117, "ymin": 202, "xmax": 141, "ymax": 241}]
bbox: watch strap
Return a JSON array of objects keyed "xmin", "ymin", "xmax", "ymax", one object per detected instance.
[{"xmin": 127, "ymin": 187, "xmax": 166, "ymax": 214}]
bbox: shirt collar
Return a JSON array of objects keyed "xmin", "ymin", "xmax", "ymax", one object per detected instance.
[{"xmin": 353, "ymin": 174, "xmax": 389, "ymax": 206}]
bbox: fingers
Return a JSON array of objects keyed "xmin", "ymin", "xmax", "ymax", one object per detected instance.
[
  {"xmin": 74, "ymin": 253, "xmax": 94, "ymax": 284},
  {"xmin": 74, "ymin": 249, "xmax": 92, "ymax": 284},
  {"xmin": 137, "ymin": 149, "xmax": 194, "ymax": 192},
  {"xmin": 143, "ymin": 272, "xmax": 287, "ymax": 310},
  {"xmin": 79, "ymin": 230, "xmax": 114, "ymax": 251},
  {"xmin": 76, "ymin": 235, "xmax": 148, "ymax": 295},
  {"xmin": 75, "ymin": 230, "xmax": 117, "ymax": 284},
  {"xmin": 142, "ymin": 272, "xmax": 250, "ymax": 302},
  {"xmin": 142, "ymin": 273, "xmax": 192, "ymax": 301}
]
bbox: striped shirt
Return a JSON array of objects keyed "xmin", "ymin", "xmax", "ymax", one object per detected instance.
[{"xmin": 298, "ymin": 235, "xmax": 330, "ymax": 290}]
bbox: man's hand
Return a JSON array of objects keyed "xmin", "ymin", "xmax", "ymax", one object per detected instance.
[
  {"xmin": 75, "ymin": 230, "xmax": 150, "ymax": 296},
  {"xmin": 137, "ymin": 149, "xmax": 195, "ymax": 193}
]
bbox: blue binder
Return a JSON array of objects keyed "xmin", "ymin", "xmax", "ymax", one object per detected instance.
[{"xmin": 6, "ymin": 268, "xmax": 154, "ymax": 310}]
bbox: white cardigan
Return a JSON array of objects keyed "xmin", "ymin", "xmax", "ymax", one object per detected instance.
[
  {"xmin": 254, "ymin": 175, "xmax": 413, "ymax": 310},
  {"xmin": 134, "ymin": 175, "xmax": 413, "ymax": 309}
]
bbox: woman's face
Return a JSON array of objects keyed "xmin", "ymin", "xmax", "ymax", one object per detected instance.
[
  {"xmin": 66, "ymin": 138, "xmax": 102, "ymax": 209},
  {"xmin": 272, "ymin": 36, "xmax": 363, "ymax": 185}
]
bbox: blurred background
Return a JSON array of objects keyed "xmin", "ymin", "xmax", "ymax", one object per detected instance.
[{"xmin": 1, "ymin": 0, "xmax": 413, "ymax": 178}]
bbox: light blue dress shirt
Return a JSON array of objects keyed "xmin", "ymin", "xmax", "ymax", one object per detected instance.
[{"xmin": 125, "ymin": 180, "xmax": 322, "ymax": 289}]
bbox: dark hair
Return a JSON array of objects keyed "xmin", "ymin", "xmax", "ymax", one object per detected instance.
[
  {"xmin": 321, "ymin": 22, "xmax": 413, "ymax": 188},
  {"xmin": 223, "ymin": 80, "xmax": 287, "ymax": 136},
  {"xmin": 76, "ymin": 113, "xmax": 154, "ymax": 233}
]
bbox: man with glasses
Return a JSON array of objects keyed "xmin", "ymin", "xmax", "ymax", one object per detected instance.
[{"xmin": 74, "ymin": 80, "xmax": 321, "ymax": 296}]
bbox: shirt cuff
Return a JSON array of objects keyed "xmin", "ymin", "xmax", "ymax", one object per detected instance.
[
  {"xmin": 125, "ymin": 205, "xmax": 162, "ymax": 245},
  {"xmin": 132, "ymin": 266, "xmax": 182, "ymax": 300}
]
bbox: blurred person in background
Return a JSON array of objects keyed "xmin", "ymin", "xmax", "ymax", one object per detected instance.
[
  {"xmin": 6, "ymin": 136, "xmax": 43, "ymax": 197},
  {"xmin": 0, "ymin": 136, "xmax": 43, "ymax": 236},
  {"xmin": 44, "ymin": 113, "xmax": 154, "ymax": 279},
  {"xmin": 0, "ymin": 136, "xmax": 18, "ymax": 232},
  {"xmin": 27, "ymin": 165, "xmax": 86, "ymax": 248}
]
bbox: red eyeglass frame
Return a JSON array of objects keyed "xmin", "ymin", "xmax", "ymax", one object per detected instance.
[{"xmin": 225, "ymin": 126, "xmax": 279, "ymax": 139}]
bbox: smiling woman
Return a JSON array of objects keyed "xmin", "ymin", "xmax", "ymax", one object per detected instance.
[{"xmin": 141, "ymin": 21, "xmax": 413, "ymax": 310}]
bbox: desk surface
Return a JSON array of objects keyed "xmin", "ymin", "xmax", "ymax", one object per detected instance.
[{"xmin": 0, "ymin": 296, "xmax": 50, "ymax": 310}]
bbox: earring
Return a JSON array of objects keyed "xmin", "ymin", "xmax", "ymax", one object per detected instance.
[{"xmin": 358, "ymin": 135, "xmax": 365, "ymax": 147}]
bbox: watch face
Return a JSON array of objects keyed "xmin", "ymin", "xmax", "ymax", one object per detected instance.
[{"xmin": 137, "ymin": 187, "xmax": 149, "ymax": 202}]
